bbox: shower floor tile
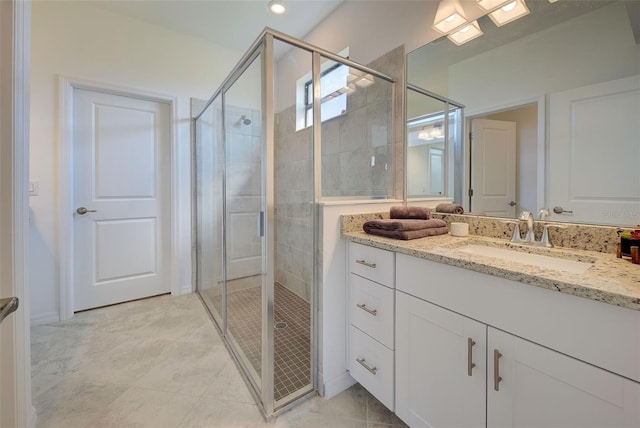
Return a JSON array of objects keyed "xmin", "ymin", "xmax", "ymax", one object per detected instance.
[{"xmin": 216, "ymin": 280, "xmax": 311, "ymax": 402}]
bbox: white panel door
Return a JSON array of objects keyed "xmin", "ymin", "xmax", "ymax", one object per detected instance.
[
  {"xmin": 225, "ymin": 124, "xmax": 263, "ymax": 281},
  {"xmin": 549, "ymin": 75, "xmax": 640, "ymax": 226},
  {"xmin": 488, "ymin": 327, "xmax": 640, "ymax": 428},
  {"xmin": 471, "ymin": 119, "xmax": 517, "ymax": 217},
  {"xmin": 73, "ymin": 89, "xmax": 171, "ymax": 311},
  {"xmin": 396, "ymin": 291, "xmax": 486, "ymax": 428}
]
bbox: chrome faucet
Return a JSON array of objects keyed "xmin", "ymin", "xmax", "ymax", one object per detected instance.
[
  {"xmin": 504, "ymin": 211, "xmax": 565, "ymax": 247},
  {"xmin": 519, "ymin": 211, "xmax": 535, "ymax": 242}
]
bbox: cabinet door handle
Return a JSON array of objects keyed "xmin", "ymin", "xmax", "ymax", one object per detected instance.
[
  {"xmin": 493, "ymin": 349, "xmax": 503, "ymax": 391},
  {"xmin": 467, "ymin": 337, "xmax": 476, "ymax": 376},
  {"xmin": 356, "ymin": 357, "xmax": 377, "ymax": 375},
  {"xmin": 356, "ymin": 303, "xmax": 377, "ymax": 316},
  {"xmin": 356, "ymin": 259, "xmax": 377, "ymax": 269}
]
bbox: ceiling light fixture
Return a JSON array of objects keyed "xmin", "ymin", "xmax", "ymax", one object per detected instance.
[
  {"xmin": 268, "ymin": 0, "xmax": 286, "ymax": 15},
  {"xmin": 476, "ymin": 0, "xmax": 512, "ymax": 13},
  {"xmin": 433, "ymin": 0, "xmax": 469, "ymax": 35},
  {"xmin": 418, "ymin": 128, "xmax": 433, "ymax": 141},
  {"xmin": 447, "ymin": 20, "xmax": 483, "ymax": 46},
  {"xmin": 488, "ymin": 0, "xmax": 530, "ymax": 26}
]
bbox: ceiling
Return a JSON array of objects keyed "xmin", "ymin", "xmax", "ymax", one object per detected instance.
[{"xmin": 91, "ymin": 0, "xmax": 345, "ymax": 53}]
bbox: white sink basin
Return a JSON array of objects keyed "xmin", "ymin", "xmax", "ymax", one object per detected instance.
[{"xmin": 457, "ymin": 244, "xmax": 593, "ymax": 274}]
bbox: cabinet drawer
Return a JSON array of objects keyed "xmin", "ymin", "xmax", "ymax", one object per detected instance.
[
  {"xmin": 349, "ymin": 273, "xmax": 394, "ymax": 349},
  {"xmin": 349, "ymin": 325, "xmax": 394, "ymax": 411},
  {"xmin": 349, "ymin": 242, "xmax": 394, "ymax": 287}
]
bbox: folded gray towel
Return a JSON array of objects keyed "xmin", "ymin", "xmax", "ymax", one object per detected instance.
[
  {"xmin": 390, "ymin": 206, "xmax": 431, "ymax": 220},
  {"xmin": 435, "ymin": 203, "xmax": 464, "ymax": 214},
  {"xmin": 363, "ymin": 218, "xmax": 447, "ymax": 232},
  {"xmin": 364, "ymin": 226, "xmax": 450, "ymax": 240}
]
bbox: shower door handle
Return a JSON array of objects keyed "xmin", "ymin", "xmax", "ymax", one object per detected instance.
[{"xmin": 258, "ymin": 211, "xmax": 265, "ymax": 237}]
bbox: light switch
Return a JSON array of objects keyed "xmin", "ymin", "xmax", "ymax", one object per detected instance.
[{"xmin": 29, "ymin": 180, "xmax": 40, "ymax": 196}]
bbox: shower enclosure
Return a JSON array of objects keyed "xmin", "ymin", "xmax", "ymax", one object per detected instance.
[{"xmin": 193, "ymin": 29, "xmax": 396, "ymax": 417}]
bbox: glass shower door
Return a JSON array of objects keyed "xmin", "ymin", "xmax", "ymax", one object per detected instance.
[
  {"xmin": 223, "ymin": 52, "xmax": 266, "ymax": 394},
  {"xmin": 195, "ymin": 95, "xmax": 224, "ymax": 327}
]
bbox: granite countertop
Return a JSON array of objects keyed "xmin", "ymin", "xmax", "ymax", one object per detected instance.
[{"xmin": 342, "ymin": 230, "xmax": 640, "ymax": 312}]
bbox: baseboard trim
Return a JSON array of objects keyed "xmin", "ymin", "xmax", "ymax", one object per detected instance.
[
  {"xmin": 30, "ymin": 312, "xmax": 59, "ymax": 326},
  {"xmin": 321, "ymin": 371, "xmax": 356, "ymax": 400},
  {"xmin": 180, "ymin": 284, "xmax": 193, "ymax": 295},
  {"xmin": 28, "ymin": 404, "xmax": 38, "ymax": 428}
]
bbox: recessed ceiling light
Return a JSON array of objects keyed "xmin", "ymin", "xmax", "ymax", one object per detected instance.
[
  {"xmin": 488, "ymin": 0, "xmax": 530, "ymax": 27},
  {"xmin": 447, "ymin": 20, "xmax": 483, "ymax": 45},
  {"xmin": 268, "ymin": 1, "xmax": 286, "ymax": 15},
  {"xmin": 476, "ymin": 0, "xmax": 512, "ymax": 13},
  {"xmin": 433, "ymin": 0, "xmax": 469, "ymax": 35}
]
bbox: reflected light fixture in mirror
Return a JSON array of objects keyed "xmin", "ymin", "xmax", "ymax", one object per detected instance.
[
  {"xmin": 489, "ymin": 0, "xmax": 530, "ymax": 26},
  {"xmin": 417, "ymin": 124, "xmax": 444, "ymax": 140},
  {"xmin": 448, "ymin": 21, "xmax": 484, "ymax": 46},
  {"xmin": 418, "ymin": 127, "xmax": 432, "ymax": 140},
  {"xmin": 268, "ymin": 0, "xmax": 286, "ymax": 15},
  {"xmin": 433, "ymin": 0, "xmax": 469, "ymax": 34},
  {"xmin": 348, "ymin": 68, "xmax": 376, "ymax": 88}
]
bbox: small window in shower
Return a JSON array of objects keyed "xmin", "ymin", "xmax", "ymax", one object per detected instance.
[
  {"xmin": 295, "ymin": 47, "xmax": 349, "ymax": 131},
  {"xmin": 303, "ymin": 62, "xmax": 348, "ymax": 127}
]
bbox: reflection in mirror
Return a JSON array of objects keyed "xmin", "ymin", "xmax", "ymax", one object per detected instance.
[
  {"xmin": 406, "ymin": 85, "xmax": 463, "ymax": 201},
  {"xmin": 407, "ymin": 0, "xmax": 640, "ymax": 226}
]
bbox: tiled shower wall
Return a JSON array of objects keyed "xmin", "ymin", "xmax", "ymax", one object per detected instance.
[{"xmin": 274, "ymin": 46, "xmax": 406, "ymax": 302}]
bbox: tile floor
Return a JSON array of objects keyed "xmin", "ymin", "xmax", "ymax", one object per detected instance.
[
  {"xmin": 211, "ymin": 282, "xmax": 311, "ymax": 401},
  {"xmin": 31, "ymin": 293, "xmax": 408, "ymax": 428}
]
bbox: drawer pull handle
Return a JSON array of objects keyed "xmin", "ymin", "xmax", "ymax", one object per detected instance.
[
  {"xmin": 356, "ymin": 259, "xmax": 377, "ymax": 269},
  {"xmin": 356, "ymin": 303, "xmax": 377, "ymax": 316},
  {"xmin": 467, "ymin": 337, "xmax": 476, "ymax": 377},
  {"xmin": 356, "ymin": 357, "xmax": 377, "ymax": 375},
  {"xmin": 494, "ymin": 349, "xmax": 503, "ymax": 391}
]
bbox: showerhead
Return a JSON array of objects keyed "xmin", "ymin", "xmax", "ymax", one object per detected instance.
[{"xmin": 239, "ymin": 115, "xmax": 252, "ymax": 126}]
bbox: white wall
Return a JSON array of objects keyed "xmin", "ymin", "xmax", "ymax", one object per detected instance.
[
  {"xmin": 273, "ymin": 1, "xmax": 439, "ymax": 113},
  {"xmin": 29, "ymin": 2, "xmax": 243, "ymax": 323},
  {"xmin": 448, "ymin": 3, "xmax": 639, "ymax": 113},
  {"xmin": 303, "ymin": 1, "xmax": 440, "ymax": 66}
]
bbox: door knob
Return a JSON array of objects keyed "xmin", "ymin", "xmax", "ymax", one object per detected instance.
[
  {"xmin": 76, "ymin": 207, "xmax": 97, "ymax": 215},
  {"xmin": 553, "ymin": 206, "xmax": 573, "ymax": 214},
  {"xmin": 508, "ymin": 201, "xmax": 517, "ymax": 207}
]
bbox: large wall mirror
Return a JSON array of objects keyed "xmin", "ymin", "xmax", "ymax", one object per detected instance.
[
  {"xmin": 407, "ymin": 0, "xmax": 640, "ymax": 226},
  {"xmin": 406, "ymin": 85, "xmax": 463, "ymax": 200}
]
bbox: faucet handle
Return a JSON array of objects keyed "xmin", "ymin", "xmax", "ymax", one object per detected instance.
[
  {"xmin": 536, "ymin": 223, "xmax": 568, "ymax": 248},
  {"xmin": 501, "ymin": 220, "xmax": 527, "ymax": 243},
  {"xmin": 538, "ymin": 208, "xmax": 550, "ymax": 220}
]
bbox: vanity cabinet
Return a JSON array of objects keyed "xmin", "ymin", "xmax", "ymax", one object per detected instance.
[
  {"xmin": 396, "ymin": 291, "xmax": 486, "ymax": 427},
  {"xmin": 396, "ymin": 290, "xmax": 640, "ymax": 428},
  {"xmin": 487, "ymin": 328, "xmax": 640, "ymax": 428},
  {"xmin": 347, "ymin": 242, "xmax": 395, "ymax": 410},
  {"xmin": 396, "ymin": 253, "xmax": 640, "ymax": 428}
]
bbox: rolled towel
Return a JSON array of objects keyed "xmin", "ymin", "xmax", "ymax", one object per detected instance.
[
  {"xmin": 390, "ymin": 205, "xmax": 431, "ymax": 220},
  {"xmin": 363, "ymin": 219, "xmax": 448, "ymax": 240},
  {"xmin": 435, "ymin": 203, "xmax": 464, "ymax": 214},
  {"xmin": 363, "ymin": 218, "xmax": 447, "ymax": 233}
]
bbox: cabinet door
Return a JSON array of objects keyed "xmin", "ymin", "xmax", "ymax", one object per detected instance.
[
  {"xmin": 488, "ymin": 328, "xmax": 640, "ymax": 428},
  {"xmin": 396, "ymin": 291, "xmax": 486, "ymax": 428}
]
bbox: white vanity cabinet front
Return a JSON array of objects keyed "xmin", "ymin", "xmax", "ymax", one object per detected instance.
[
  {"xmin": 396, "ymin": 291, "xmax": 486, "ymax": 427},
  {"xmin": 347, "ymin": 242, "xmax": 395, "ymax": 411},
  {"xmin": 395, "ymin": 253, "xmax": 640, "ymax": 428},
  {"xmin": 487, "ymin": 328, "xmax": 640, "ymax": 428}
]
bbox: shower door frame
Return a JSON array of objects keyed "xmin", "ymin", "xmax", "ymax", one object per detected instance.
[{"xmin": 194, "ymin": 27, "xmax": 397, "ymax": 418}]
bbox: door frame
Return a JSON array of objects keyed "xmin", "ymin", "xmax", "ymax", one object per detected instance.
[
  {"xmin": 58, "ymin": 77, "xmax": 179, "ymax": 320},
  {"xmin": 0, "ymin": 0, "xmax": 35, "ymax": 426},
  {"xmin": 464, "ymin": 96, "xmax": 546, "ymax": 214}
]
